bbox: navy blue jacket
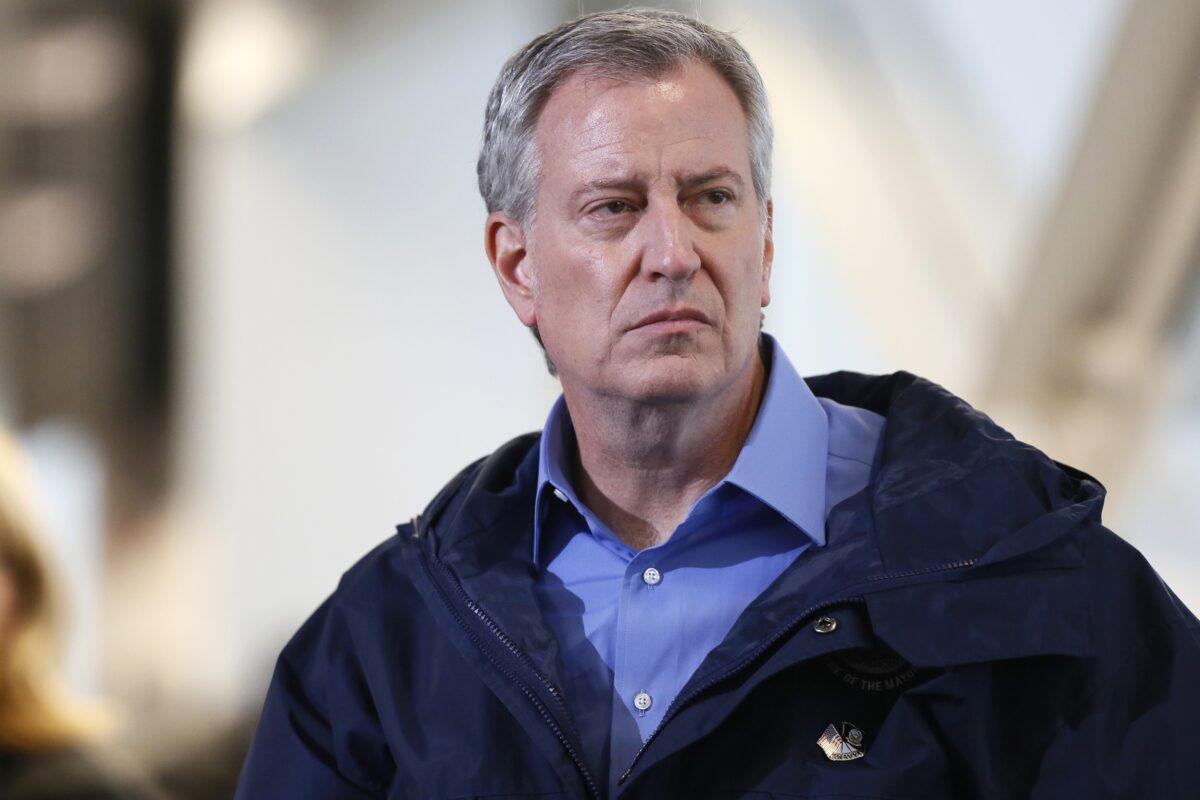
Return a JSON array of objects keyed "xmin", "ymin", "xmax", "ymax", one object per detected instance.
[{"xmin": 235, "ymin": 371, "xmax": 1200, "ymax": 799}]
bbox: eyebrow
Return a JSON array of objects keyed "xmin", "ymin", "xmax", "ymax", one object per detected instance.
[
  {"xmin": 677, "ymin": 167, "xmax": 746, "ymax": 193},
  {"xmin": 569, "ymin": 167, "xmax": 746, "ymax": 204}
]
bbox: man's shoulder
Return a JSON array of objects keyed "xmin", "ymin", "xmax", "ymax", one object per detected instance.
[{"xmin": 1079, "ymin": 521, "xmax": 1199, "ymax": 641}]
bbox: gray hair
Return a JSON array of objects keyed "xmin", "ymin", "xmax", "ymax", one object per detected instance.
[{"xmin": 477, "ymin": 8, "xmax": 774, "ymax": 227}]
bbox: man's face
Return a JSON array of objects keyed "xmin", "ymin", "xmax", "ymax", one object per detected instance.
[{"xmin": 492, "ymin": 59, "xmax": 772, "ymax": 404}]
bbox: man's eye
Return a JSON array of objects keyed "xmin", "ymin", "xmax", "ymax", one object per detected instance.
[
  {"xmin": 700, "ymin": 190, "xmax": 732, "ymax": 205},
  {"xmin": 592, "ymin": 200, "xmax": 634, "ymax": 216}
]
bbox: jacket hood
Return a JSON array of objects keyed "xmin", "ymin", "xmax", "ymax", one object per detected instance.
[
  {"xmin": 412, "ymin": 370, "xmax": 1105, "ymax": 668},
  {"xmin": 807, "ymin": 370, "xmax": 1105, "ymax": 574}
]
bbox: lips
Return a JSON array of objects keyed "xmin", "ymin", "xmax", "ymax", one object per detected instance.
[{"xmin": 629, "ymin": 306, "xmax": 712, "ymax": 331}]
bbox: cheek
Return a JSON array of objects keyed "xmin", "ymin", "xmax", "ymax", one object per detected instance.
[
  {"xmin": 743, "ymin": 240, "xmax": 769, "ymax": 305},
  {"xmin": 713, "ymin": 251, "xmax": 764, "ymax": 314},
  {"xmin": 541, "ymin": 246, "xmax": 621, "ymax": 318}
]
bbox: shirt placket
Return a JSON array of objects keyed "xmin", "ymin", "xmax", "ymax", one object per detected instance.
[{"xmin": 609, "ymin": 525, "xmax": 698, "ymax": 793}]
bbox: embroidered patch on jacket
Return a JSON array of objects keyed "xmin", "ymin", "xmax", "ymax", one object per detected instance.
[
  {"xmin": 817, "ymin": 721, "xmax": 866, "ymax": 761},
  {"xmin": 824, "ymin": 647, "xmax": 916, "ymax": 692}
]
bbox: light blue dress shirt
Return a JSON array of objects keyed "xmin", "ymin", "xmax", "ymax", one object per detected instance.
[{"xmin": 532, "ymin": 335, "xmax": 886, "ymax": 796}]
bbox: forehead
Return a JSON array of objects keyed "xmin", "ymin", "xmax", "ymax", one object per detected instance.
[{"xmin": 534, "ymin": 60, "xmax": 752, "ymax": 184}]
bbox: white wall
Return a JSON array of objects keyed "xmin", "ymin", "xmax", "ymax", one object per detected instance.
[{"xmin": 177, "ymin": 2, "xmax": 564, "ymax": 707}]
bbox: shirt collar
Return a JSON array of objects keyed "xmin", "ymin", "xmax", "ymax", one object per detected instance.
[
  {"xmin": 721, "ymin": 337, "xmax": 829, "ymax": 545},
  {"xmin": 533, "ymin": 334, "xmax": 830, "ymax": 566}
]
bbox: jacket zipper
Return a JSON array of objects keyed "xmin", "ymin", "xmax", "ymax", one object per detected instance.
[
  {"xmin": 414, "ymin": 518, "xmax": 602, "ymax": 800},
  {"xmin": 616, "ymin": 557, "xmax": 977, "ymax": 788}
]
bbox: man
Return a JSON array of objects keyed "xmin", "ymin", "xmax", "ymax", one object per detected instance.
[{"xmin": 236, "ymin": 9, "xmax": 1200, "ymax": 799}]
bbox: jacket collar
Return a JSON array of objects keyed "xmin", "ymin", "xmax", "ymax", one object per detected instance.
[
  {"xmin": 415, "ymin": 370, "xmax": 1103, "ymax": 670},
  {"xmin": 806, "ymin": 370, "xmax": 1104, "ymax": 574}
]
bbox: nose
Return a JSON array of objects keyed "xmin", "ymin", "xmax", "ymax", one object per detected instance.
[{"xmin": 640, "ymin": 202, "xmax": 701, "ymax": 282}]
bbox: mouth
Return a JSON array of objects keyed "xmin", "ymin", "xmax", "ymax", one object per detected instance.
[{"xmin": 628, "ymin": 307, "xmax": 713, "ymax": 333}]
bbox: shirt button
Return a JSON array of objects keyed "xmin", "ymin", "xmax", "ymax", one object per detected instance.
[
  {"xmin": 641, "ymin": 567, "xmax": 661, "ymax": 586},
  {"xmin": 633, "ymin": 691, "xmax": 652, "ymax": 712},
  {"xmin": 552, "ymin": 488, "xmax": 568, "ymax": 503},
  {"xmin": 813, "ymin": 615, "xmax": 838, "ymax": 634}
]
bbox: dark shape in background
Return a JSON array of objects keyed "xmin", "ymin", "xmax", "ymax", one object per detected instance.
[{"xmin": 0, "ymin": 0, "xmax": 180, "ymax": 543}]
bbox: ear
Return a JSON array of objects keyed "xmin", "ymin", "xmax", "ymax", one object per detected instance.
[
  {"xmin": 760, "ymin": 199, "xmax": 774, "ymax": 308},
  {"xmin": 484, "ymin": 211, "xmax": 537, "ymax": 327}
]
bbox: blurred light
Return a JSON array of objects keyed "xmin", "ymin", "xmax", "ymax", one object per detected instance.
[
  {"xmin": 22, "ymin": 421, "xmax": 105, "ymax": 696},
  {"xmin": 0, "ymin": 184, "xmax": 103, "ymax": 299},
  {"xmin": 0, "ymin": 18, "xmax": 137, "ymax": 124},
  {"xmin": 181, "ymin": 0, "xmax": 321, "ymax": 134}
]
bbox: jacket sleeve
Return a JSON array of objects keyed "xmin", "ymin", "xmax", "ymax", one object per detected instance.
[
  {"xmin": 1031, "ymin": 532, "xmax": 1200, "ymax": 798},
  {"xmin": 235, "ymin": 593, "xmax": 393, "ymax": 799}
]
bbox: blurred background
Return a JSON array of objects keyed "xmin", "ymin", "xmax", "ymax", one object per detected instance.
[{"xmin": 0, "ymin": 0, "xmax": 1197, "ymax": 795}]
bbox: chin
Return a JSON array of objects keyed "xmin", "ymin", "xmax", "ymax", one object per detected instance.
[{"xmin": 619, "ymin": 353, "xmax": 724, "ymax": 404}]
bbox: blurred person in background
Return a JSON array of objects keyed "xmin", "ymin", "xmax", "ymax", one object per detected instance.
[
  {"xmin": 0, "ymin": 429, "xmax": 161, "ymax": 800},
  {"xmin": 237, "ymin": 8, "xmax": 1200, "ymax": 799}
]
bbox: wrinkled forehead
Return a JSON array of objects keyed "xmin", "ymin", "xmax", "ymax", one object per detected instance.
[{"xmin": 533, "ymin": 62, "xmax": 752, "ymax": 184}]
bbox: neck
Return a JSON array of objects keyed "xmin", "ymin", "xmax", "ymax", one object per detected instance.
[{"xmin": 562, "ymin": 346, "xmax": 768, "ymax": 552}]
